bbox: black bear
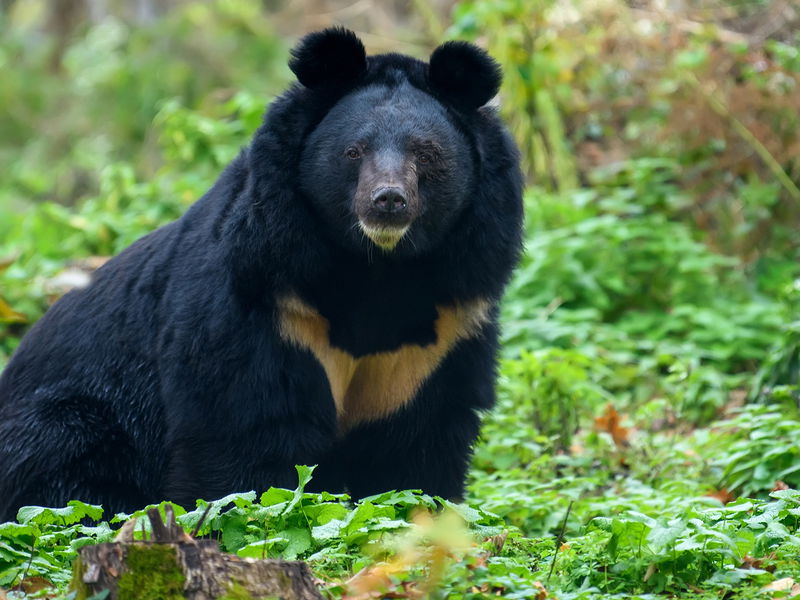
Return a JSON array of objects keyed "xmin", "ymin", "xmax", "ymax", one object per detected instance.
[{"xmin": 0, "ymin": 28, "xmax": 523, "ymax": 521}]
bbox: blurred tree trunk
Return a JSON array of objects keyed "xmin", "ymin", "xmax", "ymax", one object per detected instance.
[
  {"xmin": 46, "ymin": 0, "xmax": 86, "ymax": 72},
  {"xmin": 42, "ymin": 0, "xmax": 177, "ymax": 71}
]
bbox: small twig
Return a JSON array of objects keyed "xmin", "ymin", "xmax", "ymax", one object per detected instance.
[
  {"xmin": 190, "ymin": 502, "xmax": 214, "ymax": 539},
  {"xmin": 685, "ymin": 73, "xmax": 800, "ymax": 205},
  {"xmin": 547, "ymin": 501, "xmax": 574, "ymax": 585}
]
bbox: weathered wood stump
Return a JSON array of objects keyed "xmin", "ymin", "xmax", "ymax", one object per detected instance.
[{"xmin": 72, "ymin": 507, "xmax": 324, "ymax": 600}]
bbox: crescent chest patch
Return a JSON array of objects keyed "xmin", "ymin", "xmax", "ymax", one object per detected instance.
[{"xmin": 277, "ymin": 294, "xmax": 490, "ymax": 431}]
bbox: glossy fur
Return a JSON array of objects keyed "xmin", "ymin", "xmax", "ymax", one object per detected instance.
[{"xmin": 0, "ymin": 29, "xmax": 523, "ymax": 521}]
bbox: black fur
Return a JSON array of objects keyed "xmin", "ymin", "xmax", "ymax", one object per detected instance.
[
  {"xmin": 289, "ymin": 28, "xmax": 367, "ymax": 91},
  {"xmin": 0, "ymin": 29, "xmax": 523, "ymax": 521},
  {"xmin": 428, "ymin": 41, "xmax": 502, "ymax": 110}
]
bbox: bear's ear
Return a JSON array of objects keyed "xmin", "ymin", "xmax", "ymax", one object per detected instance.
[
  {"xmin": 428, "ymin": 41, "xmax": 502, "ymax": 110},
  {"xmin": 289, "ymin": 28, "xmax": 367, "ymax": 91}
]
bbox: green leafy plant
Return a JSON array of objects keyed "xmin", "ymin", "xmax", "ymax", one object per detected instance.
[
  {"xmin": 709, "ymin": 406, "xmax": 800, "ymax": 496},
  {"xmin": 0, "ymin": 501, "xmax": 112, "ymax": 588},
  {"xmin": 2, "ymin": 1, "xmax": 800, "ymax": 599}
]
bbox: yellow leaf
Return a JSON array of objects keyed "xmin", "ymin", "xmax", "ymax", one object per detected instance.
[{"xmin": 0, "ymin": 297, "xmax": 26, "ymax": 323}]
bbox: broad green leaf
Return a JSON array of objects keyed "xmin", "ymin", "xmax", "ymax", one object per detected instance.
[
  {"xmin": 279, "ymin": 527, "xmax": 312, "ymax": 559},
  {"xmin": 303, "ymin": 503, "xmax": 348, "ymax": 526},
  {"xmin": 219, "ymin": 514, "xmax": 249, "ymax": 552},
  {"xmin": 647, "ymin": 519, "xmax": 687, "ymax": 551},
  {"xmin": 439, "ymin": 500, "xmax": 482, "ymax": 523},
  {"xmin": 260, "ymin": 488, "xmax": 293, "ymax": 507},
  {"xmin": 311, "ymin": 519, "xmax": 346, "ymax": 542}
]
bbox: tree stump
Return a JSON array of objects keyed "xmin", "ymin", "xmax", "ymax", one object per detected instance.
[{"xmin": 72, "ymin": 507, "xmax": 324, "ymax": 600}]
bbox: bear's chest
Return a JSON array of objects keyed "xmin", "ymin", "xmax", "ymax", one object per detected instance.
[{"xmin": 276, "ymin": 294, "xmax": 489, "ymax": 431}]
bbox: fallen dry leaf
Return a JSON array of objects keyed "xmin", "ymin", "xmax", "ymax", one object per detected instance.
[
  {"xmin": 343, "ymin": 564, "xmax": 396, "ymax": 600},
  {"xmin": 705, "ymin": 488, "xmax": 736, "ymax": 504},
  {"xmin": 469, "ymin": 554, "xmax": 489, "ymax": 570},
  {"xmin": 762, "ymin": 577, "xmax": 800, "ymax": 597},
  {"xmin": 470, "ymin": 585, "xmax": 485, "ymax": 593},
  {"xmin": 772, "ymin": 480, "xmax": 790, "ymax": 492},
  {"xmin": 533, "ymin": 580, "xmax": 548, "ymax": 600},
  {"xmin": 14, "ymin": 576, "xmax": 53, "ymax": 594},
  {"xmin": 594, "ymin": 403, "xmax": 630, "ymax": 447},
  {"xmin": 643, "ymin": 563, "xmax": 657, "ymax": 582},
  {"xmin": 741, "ymin": 553, "xmax": 776, "ymax": 572}
]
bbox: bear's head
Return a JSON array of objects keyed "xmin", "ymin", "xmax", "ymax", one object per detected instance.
[{"xmin": 288, "ymin": 28, "xmax": 503, "ymax": 256}]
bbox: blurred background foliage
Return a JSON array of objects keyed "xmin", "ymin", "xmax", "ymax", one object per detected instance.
[{"xmin": 1, "ymin": 0, "xmax": 800, "ymax": 597}]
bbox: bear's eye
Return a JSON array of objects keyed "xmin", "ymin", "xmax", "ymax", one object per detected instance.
[
  {"xmin": 345, "ymin": 147, "xmax": 362, "ymax": 160},
  {"xmin": 417, "ymin": 152, "xmax": 434, "ymax": 164}
]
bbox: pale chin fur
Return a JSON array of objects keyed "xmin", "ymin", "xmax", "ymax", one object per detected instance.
[{"xmin": 358, "ymin": 221, "xmax": 409, "ymax": 251}]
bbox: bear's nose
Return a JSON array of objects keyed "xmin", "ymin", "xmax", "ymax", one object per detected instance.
[{"xmin": 372, "ymin": 188, "xmax": 408, "ymax": 214}]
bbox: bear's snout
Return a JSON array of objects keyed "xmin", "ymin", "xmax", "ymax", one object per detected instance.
[
  {"xmin": 354, "ymin": 151, "xmax": 419, "ymax": 250},
  {"xmin": 372, "ymin": 187, "xmax": 408, "ymax": 214}
]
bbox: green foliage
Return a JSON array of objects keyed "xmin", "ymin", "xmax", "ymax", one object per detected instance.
[
  {"xmin": 1, "ymin": 1, "xmax": 800, "ymax": 599},
  {"xmin": 0, "ymin": 0, "xmax": 286, "ymax": 208},
  {"xmin": 0, "ymin": 501, "xmax": 113, "ymax": 588},
  {"xmin": 451, "ymin": 0, "xmax": 800, "ymax": 280},
  {"xmin": 586, "ymin": 490, "xmax": 800, "ymax": 594},
  {"xmin": 752, "ymin": 319, "xmax": 800, "ymax": 403},
  {"xmin": 0, "ymin": 91, "xmax": 265, "ymax": 366},
  {"xmin": 1, "ymin": 468, "xmax": 798, "ymax": 599},
  {"xmin": 504, "ymin": 166, "xmax": 786, "ymax": 372},
  {"xmin": 709, "ymin": 406, "xmax": 800, "ymax": 496},
  {"xmin": 172, "ymin": 466, "xmax": 451, "ymax": 572},
  {"xmin": 449, "ymin": 0, "xmax": 580, "ymax": 191}
]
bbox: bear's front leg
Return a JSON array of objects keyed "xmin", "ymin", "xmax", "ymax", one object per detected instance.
[
  {"xmin": 157, "ymin": 322, "xmax": 344, "ymax": 507},
  {"xmin": 162, "ymin": 419, "xmax": 338, "ymax": 508},
  {"xmin": 334, "ymin": 331, "xmax": 498, "ymax": 501}
]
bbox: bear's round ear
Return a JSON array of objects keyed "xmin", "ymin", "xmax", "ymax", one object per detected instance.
[
  {"xmin": 428, "ymin": 41, "xmax": 502, "ymax": 110},
  {"xmin": 289, "ymin": 28, "xmax": 367, "ymax": 91}
]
